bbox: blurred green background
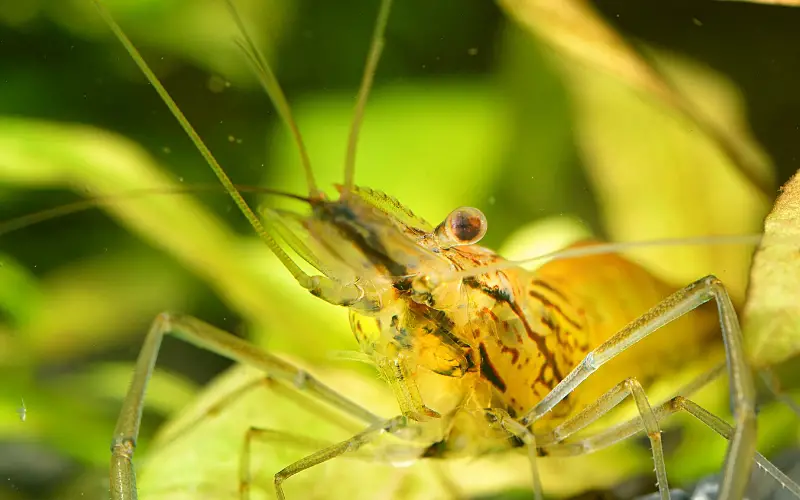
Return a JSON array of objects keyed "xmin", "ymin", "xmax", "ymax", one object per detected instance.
[{"xmin": 0, "ymin": 0, "xmax": 799, "ymax": 499}]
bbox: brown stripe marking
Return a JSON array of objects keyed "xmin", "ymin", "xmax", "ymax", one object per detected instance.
[
  {"xmin": 500, "ymin": 345, "xmax": 520, "ymax": 364},
  {"xmin": 531, "ymin": 279, "xmax": 569, "ymax": 302},
  {"xmin": 528, "ymin": 289, "xmax": 582, "ymax": 330},
  {"xmin": 479, "ymin": 342, "xmax": 507, "ymax": 393},
  {"xmin": 465, "ymin": 277, "xmax": 564, "ymax": 384},
  {"xmin": 508, "ymin": 301, "xmax": 564, "ymax": 383}
]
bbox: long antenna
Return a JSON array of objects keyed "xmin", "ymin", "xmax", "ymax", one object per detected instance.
[
  {"xmin": 0, "ymin": 184, "xmax": 309, "ymax": 237},
  {"xmin": 342, "ymin": 0, "xmax": 394, "ymax": 193},
  {"xmin": 439, "ymin": 234, "xmax": 766, "ymax": 283},
  {"xmin": 91, "ymin": 0, "xmax": 314, "ymax": 289},
  {"xmin": 223, "ymin": 0, "xmax": 319, "ymax": 198}
]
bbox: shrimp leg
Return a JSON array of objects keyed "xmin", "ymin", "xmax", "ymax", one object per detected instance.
[
  {"xmin": 538, "ymin": 396, "xmax": 800, "ymax": 498},
  {"xmin": 110, "ymin": 312, "xmax": 384, "ymax": 500},
  {"xmin": 157, "ymin": 369, "xmax": 370, "ymax": 452},
  {"xmin": 485, "ymin": 408, "xmax": 544, "ymax": 500},
  {"xmin": 242, "ymin": 417, "xmax": 460, "ymax": 500},
  {"xmin": 545, "ymin": 377, "xmax": 670, "ymax": 499},
  {"xmin": 272, "ymin": 415, "xmax": 422, "ymax": 500},
  {"xmin": 520, "ymin": 275, "xmax": 756, "ymax": 500},
  {"xmin": 240, "ymin": 427, "xmax": 337, "ymax": 500}
]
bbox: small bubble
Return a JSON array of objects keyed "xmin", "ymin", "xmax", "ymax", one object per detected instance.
[
  {"xmin": 228, "ymin": 135, "xmax": 235, "ymax": 142},
  {"xmin": 488, "ymin": 196, "xmax": 496, "ymax": 206},
  {"xmin": 467, "ymin": 47, "xmax": 478, "ymax": 56},
  {"xmin": 17, "ymin": 398, "xmax": 26, "ymax": 422},
  {"xmin": 162, "ymin": 146, "xmax": 172, "ymax": 154},
  {"xmin": 692, "ymin": 17, "xmax": 703, "ymax": 26},
  {"xmin": 178, "ymin": 176, "xmax": 184, "ymax": 182},
  {"xmin": 208, "ymin": 75, "xmax": 229, "ymax": 93}
]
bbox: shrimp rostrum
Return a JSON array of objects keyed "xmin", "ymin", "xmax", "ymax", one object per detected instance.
[{"xmin": 92, "ymin": 0, "xmax": 800, "ymax": 499}]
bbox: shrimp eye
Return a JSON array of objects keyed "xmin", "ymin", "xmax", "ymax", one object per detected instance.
[{"xmin": 435, "ymin": 206, "xmax": 487, "ymax": 247}]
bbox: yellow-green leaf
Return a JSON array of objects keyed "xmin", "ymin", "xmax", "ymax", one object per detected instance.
[
  {"xmin": 744, "ymin": 169, "xmax": 800, "ymax": 367},
  {"xmin": 497, "ymin": 0, "xmax": 774, "ymax": 199}
]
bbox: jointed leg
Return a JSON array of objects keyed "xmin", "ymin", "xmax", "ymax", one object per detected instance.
[
  {"xmin": 520, "ymin": 276, "xmax": 757, "ymax": 500},
  {"xmin": 240, "ymin": 427, "xmax": 337, "ymax": 500},
  {"xmin": 536, "ymin": 362, "xmax": 725, "ymax": 453},
  {"xmin": 158, "ymin": 371, "xmax": 367, "ymax": 451},
  {"xmin": 485, "ymin": 408, "xmax": 544, "ymax": 500},
  {"xmin": 538, "ymin": 396, "xmax": 800, "ymax": 498},
  {"xmin": 273, "ymin": 415, "xmax": 419, "ymax": 500},
  {"xmin": 540, "ymin": 378, "xmax": 669, "ymax": 500},
  {"xmin": 110, "ymin": 312, "xmax": 383, "ymax": 500},
  {"xmin": 672, "ymin": 397, "xmax": 800, "ymax": 497},
  {"xmin": 241, "ymin": 413, "xmax": 466, "ymax": 499}
]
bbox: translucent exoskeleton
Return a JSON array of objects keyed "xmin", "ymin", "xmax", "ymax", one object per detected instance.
[{"xmin": 86, "ymin": 0, "xmax": 800, "ymax": 499}]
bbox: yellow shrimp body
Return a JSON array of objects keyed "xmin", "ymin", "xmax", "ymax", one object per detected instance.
[
  {"xmin": 343, "ymin": 207, "xmax": 721, "ymax": 457},
  {"xmin": 484, "ymin": 241, "xmax": 720, "ymax": 425}
]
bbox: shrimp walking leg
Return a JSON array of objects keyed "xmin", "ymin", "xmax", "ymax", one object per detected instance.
[
  {"xmin": 242, "ymin": 419, "xmax": 464, "ymax": 499},
  {"xmin": 110, "ymin": 312, "xmax": 383, "ymax": 500},
  {"xmin": 544, "ymin": 378, "xmax": 670, "ymax": 499},
  {"xmin": 668, "ymin": 397, "xmax": 800, "ymax": 497},
  {"xmin": 161, "ymin": 372, "xmax": 369, "ymax": 452},
  {"xmin": 539, "ymin": 396, "xmax": 800, "ymax": 498},
  {"xmin": 521, "ymin": 275, "xmax": 756, "ymax": 500},
  {"xmin": 240, "ymin": 427, "xmax": 337, "ymax": 500},
  {"xmin": 485, "ymin": 408, "xmax": 544, "ymax": 500},
  {"xmin": 273, "ymin": 415, "xmax": 418, "ymax": 500}
]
